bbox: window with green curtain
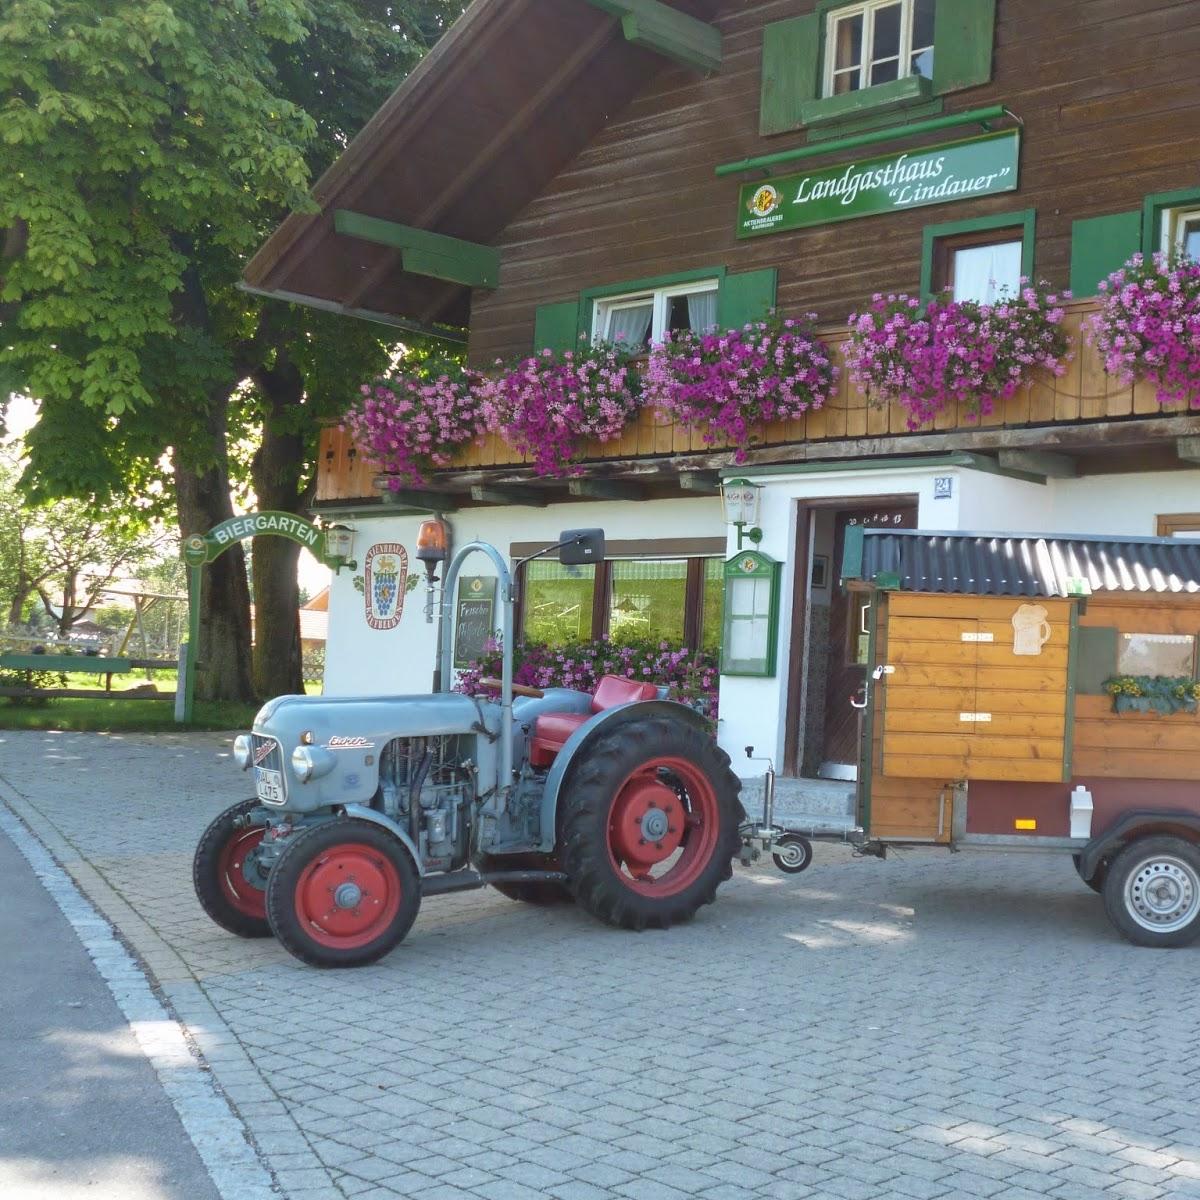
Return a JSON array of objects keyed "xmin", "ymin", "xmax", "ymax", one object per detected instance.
[
  {"xmin": 608, "ymin": 559, "xmax": 688, "ymax": 644},
  {"xmin": 522, "ymin": 561, "xmax": 595, "ymax": 644}
]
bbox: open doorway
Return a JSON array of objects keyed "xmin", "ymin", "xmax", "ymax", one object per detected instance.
[{"xmin": 785, "ymin": 498, "xmax": 917, "ymax": 778}]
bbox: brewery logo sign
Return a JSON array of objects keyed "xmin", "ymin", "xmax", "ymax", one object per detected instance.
[{"xmin": 363, "ymin": 542, "xmax": 409, "ymax": 630}]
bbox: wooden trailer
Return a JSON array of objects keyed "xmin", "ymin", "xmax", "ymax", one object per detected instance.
[{"xmin": 841, "ymin": 528, "xmax": 1200, "ymax": 948}]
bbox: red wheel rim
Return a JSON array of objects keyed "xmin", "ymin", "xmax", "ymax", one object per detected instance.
[
  {"xmin": 217, "ymin": 826, "xmax": 267, "ymax": 919},
  {"xmin": 606, "ymin": 756, "xmax": 720, "ymax": 897},
  {"xmin": 294, "ymin": 843, "xmax": 403, "ymax": 950}
]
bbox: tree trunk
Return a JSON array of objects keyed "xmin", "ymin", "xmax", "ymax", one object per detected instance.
[
  {"xmin": 174, "ymin": 450, "xmax": 255, "ymax": 705},
  {"xmin": 250, "ymin": 348, "xmax": 309, "ymax": 698}
]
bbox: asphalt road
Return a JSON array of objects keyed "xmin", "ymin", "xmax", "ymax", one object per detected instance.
[{"xmin": 0, "ymin": 826, "xmax": 221, "ymax": 1200}]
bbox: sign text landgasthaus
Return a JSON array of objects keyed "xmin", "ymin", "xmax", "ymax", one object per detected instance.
[{"xmin": 736, "ymin": 129, "xmax": 1020, "ymax": 239}]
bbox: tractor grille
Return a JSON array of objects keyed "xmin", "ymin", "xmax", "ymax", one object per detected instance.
[{"xmin": 251, "ymin": 734, "xmax": 283, "ymax": 774}]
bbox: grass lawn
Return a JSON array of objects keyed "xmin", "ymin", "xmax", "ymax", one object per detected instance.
[{"xmin": 0, "ymin": 697, "xmax": 260, "ymax": 733}]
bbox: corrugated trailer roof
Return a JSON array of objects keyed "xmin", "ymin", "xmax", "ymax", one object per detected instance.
[{"xmin": 849, "ymin": 529, "xmax": 1200, "ymax": 596}]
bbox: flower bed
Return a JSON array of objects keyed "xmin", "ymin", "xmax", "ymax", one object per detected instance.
[
  {"xmin": 846, "ymin": 281, "xmax": 1070, "ymax": 428},
  {"xmin": 1086, "ymin": 253, "xmax": 1200, "ymax": 408},
  {"xmin": 343, "ymin": 359, "xmax": 486, "ymax": 488},
  {"xmin": 1103, "ymin": 674, "xmax": 1200, "ymax": 715},
  {"xmin": 642, "ymin": 318, "xmax": 836, "ymax": 460},
  {"xmin": 476, "ymin": 342, "xmax": 642, "ymax": 477},
  {"xmin": 457, "ymin": 638, "xmax": 720, "ymax": 718}
]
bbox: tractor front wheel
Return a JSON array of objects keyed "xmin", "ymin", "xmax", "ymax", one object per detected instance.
[
  {"xmin": 266, "ymin": 818, "xmax": 420, "ymax": 967},
  {"xmin": 560, "ymin": 717, "xmax": 743, "ymax": 930},
  {"xmin": 193, "ymin": 797, "xmax": 272, "ymax": 938}
]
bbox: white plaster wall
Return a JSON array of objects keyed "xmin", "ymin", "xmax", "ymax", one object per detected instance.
[{"xmin": 323, "ymin": 497, "xmax": 724, "ymax": 697}]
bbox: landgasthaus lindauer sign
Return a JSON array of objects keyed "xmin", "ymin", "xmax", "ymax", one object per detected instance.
[{"xmin": 737, "ymin": 128, "xmax": 1020, "ymax": 238}]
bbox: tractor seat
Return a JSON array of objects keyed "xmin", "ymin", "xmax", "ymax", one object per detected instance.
[{"xmin": 530, "ymin": 674, "xmax": 659, "ymax": 767}]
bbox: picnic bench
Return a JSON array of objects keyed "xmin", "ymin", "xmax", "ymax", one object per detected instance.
[{"xmin": 0, "ymin": 653, "xmax": 178, "ymax": 700}]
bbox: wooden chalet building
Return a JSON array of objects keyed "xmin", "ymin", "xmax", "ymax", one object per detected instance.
[{"xmin": 248, "ymin": 0, "xmax": 1200, "ymax": 784}]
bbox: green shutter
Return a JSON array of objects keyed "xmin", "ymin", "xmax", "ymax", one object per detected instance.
[
  {"xmin": 717, "ymin": 268, "xmax": 778, "ymax": 329},
  {"xmin": 1075, "ymin": 626, "xmax": 1118, "ymax": 695},
  {"xmin": 932, "ymin": 0, "xmax": 996, "ymax": 95},
  {"xmin": 533, "ymin": 300, "xmax": 579, "ymax": 353},
  {"xmin": 759, "ymin": 14, "xmax": 820, "ymax": 136},
  {"xmin": 1069, "ymin": 212, "xmax": 1142, "ymax": 298}
]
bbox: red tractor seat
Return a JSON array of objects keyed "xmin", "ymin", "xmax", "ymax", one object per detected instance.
[{"xmin": 530, "ymin": 674, "xmax": 659, "ymax": 766}]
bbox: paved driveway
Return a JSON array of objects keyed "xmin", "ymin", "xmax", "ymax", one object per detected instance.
[{"xmin": 1, "ymin": 729, "xmax": 1197, "ymax": 1200}]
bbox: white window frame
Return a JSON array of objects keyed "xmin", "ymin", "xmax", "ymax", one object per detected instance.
[
  {"xmin": 822, "ymin": 0, "xmax": 933, "ymax": 99},
  {"xmin": 1161, "ymin": 205, "xmax": 1200, "ymax": 261},
  {"xmin": 592, "ymin": 278, "xmax": 720, "ymax": 347}
]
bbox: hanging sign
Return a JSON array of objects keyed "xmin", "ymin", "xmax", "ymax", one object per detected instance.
[
  {"xmin": 183, "ymin": 511, "xmax": 326, "ymax": 565},
  {"xmin": 736, "ymin": 129, "xmax": 1020, "ymax": 239},
  {"xmin": 453, "ymin": 576, "xmax": 498, "ymax": 668},
  {"xmin": 363, "ymin": 543, "xmax": 409, "ymax": 630}
]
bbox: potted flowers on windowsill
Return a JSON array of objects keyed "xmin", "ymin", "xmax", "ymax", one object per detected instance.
[
  {"xmin": 642, "ymin": 317, "xmax": 836, "ymax": 461},
  {"xmin": 1085, "ymin": 252, "xmax": 1200, "ymax": 409},
  {"xmin": 1103, "ymin": 675, "xmax": 1200, "ymax": 715},
  {"xmin": 343, "ymin": 358, "xmax": 488, "ymax": 488},
  {"xmin": 845, "ymin": 280, "xmax": 1071, "ymax": 429},
  {"xmin": 476, "ymin": 340, "xmax": 643, "ymax": 477}
]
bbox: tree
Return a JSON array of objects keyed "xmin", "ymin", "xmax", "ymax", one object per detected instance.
[
  {"xmin": 0, "ymin": 449, "xmax": 52, "ymax": 625},
  {"xmin": 0, "ymin": 0, "xmax": 462, "ymax": 699}
]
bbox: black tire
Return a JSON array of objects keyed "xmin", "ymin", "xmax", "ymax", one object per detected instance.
[
  {"xmin": 266, "ymin": 818, "xmax": 420, "ymax": 967},
  {"xmin": 773, "ymin": 833, "xmax": 813, "ymax": 875},
  {"xmin": 476, "ymin": 851, "xmax": 573, "ymax": 905},
  {"xmin": 193, "ymin": 797, "xmax": 272, "ymax": 938},
  {"xmin": 559, "ymin": 717, "xmax": 743, "ymax": 931},
  {"xmin": 1072, "ymin": 853, "xmax": 1105, "ymax": 894},
  {"xmin": 1102, "ymin": 835, "xmax": 1200, "ymax": 948}
]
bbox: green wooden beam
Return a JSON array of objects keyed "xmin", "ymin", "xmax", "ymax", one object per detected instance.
[
  {"xmin": 678, "ymin": 471, "xmax": 721, "ymax": 493},
  {"xmin": 582, "ymin": 0, "xmax": 722, "ymax": 73},
  {"xmin": 333, "ymin": 210, "xmax": 500, "ymax": 289},
  {"xmin": 470, "ymin": 485, "xmax": 548, "ymax": 507},
  {"xmin": 1177, "ymin": 437, "xmax": 1200, "ymax": 465},
  {"xmin": 568, "ymin": 479, "xmax": 646, "ymax": 501},
  {"xmin": 997, "ymin": 449, "xmax": 1077, "ymax": 478},
  {"xmin": 377, "ymin": 485, "xmax": 460, "ymax": 513}
]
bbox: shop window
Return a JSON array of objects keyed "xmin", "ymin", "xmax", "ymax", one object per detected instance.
[
  {"xmin": 1117, "ymin": 633, "xmax": 1196, "ymax": 678},
  {"xmin": 1162, "ymin": 206, "xmax": 1200, "ymax": 263},
  {"xmin": 517, "ymin": 552, "xmax": 724, "ymax": 654},
  {"xmin": 823, "ymin": 0, "xmax": 934, "ymax": 96},
  {"xmin": 921, "ymin": 210, "xmax": 1036, "ymax": 303},
  {"xmin": 593, "ymin": 280, "xmax": 719, "ymax": 350}
]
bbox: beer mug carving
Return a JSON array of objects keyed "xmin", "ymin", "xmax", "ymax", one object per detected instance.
[{"xmin": 1011, "ymin": 603, "xmax": 1052, "ymax": 656}]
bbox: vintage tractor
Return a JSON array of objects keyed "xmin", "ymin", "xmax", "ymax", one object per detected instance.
[{"xmin": 193, "ymin": 528, "xmax": 744, "ymax": 967}]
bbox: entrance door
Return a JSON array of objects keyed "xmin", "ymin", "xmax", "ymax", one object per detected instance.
[{"xmin": 820, "ymin": 504, "xmax": 917, "ymax": 774}]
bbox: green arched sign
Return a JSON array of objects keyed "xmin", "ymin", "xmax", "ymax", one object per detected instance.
[{"xmin": 178, "ymin": 511, "xmax": 332, "ymax": 722}]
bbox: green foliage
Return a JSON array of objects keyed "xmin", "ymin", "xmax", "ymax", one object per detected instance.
[
  {"xmin": 0, "ymin": 665, "xmax": 69, "ymax": 707},
  {"xmin": 0, "ymin": 696, "xmax": 259, "ymax": 731},
  {"xmin": 1104, "ymin": 674, "xmax": 1200, "ymax": 714}
]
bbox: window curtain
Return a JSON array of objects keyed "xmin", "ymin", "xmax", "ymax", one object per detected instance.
[
  {"xmin": 686, "ymin": 290, "xmax": 719, "ymax": 334},
  {"xmin": 605, "ymin": 303, "xmax": 653, "ymax": 348},
  {"xmin": 953, "ymin": 240, "xmax": 1022, "ymax": 304}
]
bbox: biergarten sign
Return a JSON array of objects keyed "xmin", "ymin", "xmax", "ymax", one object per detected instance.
[
  {"xmin": 183, "ymin": 511, "xmax": 326, "ymax": 565},
  {"xmin": 736, "ymin": 129, "xmax": 1020, "ymax": 239}
]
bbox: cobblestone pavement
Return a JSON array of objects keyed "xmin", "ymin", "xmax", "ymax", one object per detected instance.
[{"xmin": 1, "ymin": 729, "xmax": 1198, "ymax": 1200}]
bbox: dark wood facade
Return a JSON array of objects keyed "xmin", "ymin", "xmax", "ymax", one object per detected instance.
[{"xmin": 469, "ymin": 0, "xmax": 1200, "ymax": 365}]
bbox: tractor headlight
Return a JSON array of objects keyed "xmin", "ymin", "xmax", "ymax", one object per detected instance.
[
  {"xmin": 290, "ymin": 744, "xmax": 336, "ymax": 784},
  {"xmin": 232, "ymin": 734, "xmax": 252, "ymax": 770}
]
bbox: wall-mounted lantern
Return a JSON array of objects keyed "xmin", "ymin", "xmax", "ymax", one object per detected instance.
[
  {"xmin": 721, "ymin": 477, "xmax": 763, "ymax": 551},
  {"xmin": 323, "ymin": 523, "xmax": 357, "ymax": 574}
]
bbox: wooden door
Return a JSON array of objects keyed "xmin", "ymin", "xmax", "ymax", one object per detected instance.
[{"xmin": 821, "ymin": 505, "xmax": 916, "ymax": 768}]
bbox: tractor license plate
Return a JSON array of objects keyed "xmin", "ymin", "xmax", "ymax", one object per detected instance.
[{"xmin": 255, "ymin": 767, "xmax": 284, "ymax": 804}]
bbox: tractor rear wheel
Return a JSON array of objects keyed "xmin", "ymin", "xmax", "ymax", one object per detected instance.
[
  {"xmin": 560, "ymin": 717, "xmax": 743, "ymax": 931},
  {"xmin": 193, "ymin": 797, "xmax": 272, "ymax": 938},
  {"xmin": 266, "ymin": 818, "xmax": 420, "ymax": 967}
]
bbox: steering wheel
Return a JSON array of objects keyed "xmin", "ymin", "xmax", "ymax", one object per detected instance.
[{"xmin": 477, "ymin": 676, "xmax": 545, "ymax": 699}]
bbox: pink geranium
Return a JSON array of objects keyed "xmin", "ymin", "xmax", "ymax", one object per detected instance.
[
  {"xmin": 1085, "ymin": 252, "xmax": 1200, "ymax": 408},
  {"xmin": 845, "ymin": 280, "xmax": 1070, "ymax": 429},
  {"xmin": 643, "ymin": 318, "xmax": 836, "ymax": 461}
]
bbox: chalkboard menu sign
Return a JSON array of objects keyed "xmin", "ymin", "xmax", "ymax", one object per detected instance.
[{"xmin": 453, "ymin": 575, "xmax": 498, "ymax": 667}]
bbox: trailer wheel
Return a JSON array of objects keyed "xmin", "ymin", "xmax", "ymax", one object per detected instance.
[
  {"xmin": 267, "ymin": 818, "xmax": 419, "ymax": 967},
  {"xmin": 193, "ymin": 797, "xmax": 272, "ymax": 938},
  {"xmin": 1102, "ymin": 835, "xmax": 1200, "ymax": 948},
  {"xmin": 773, "ymin": 833, "xmax": 813, "ymax": 875},
  {"xmin": 560, "ymin": 717, "xmax": 743, "ymax": 931}
]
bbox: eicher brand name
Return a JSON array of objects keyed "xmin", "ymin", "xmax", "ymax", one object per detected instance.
[
  {"xmin": 213, "ymin": 514, "xmax": 320, "ymax": 547},
  {"xmin": 327, "ymin": 736, "xmax": 374, "ymax": 750}
]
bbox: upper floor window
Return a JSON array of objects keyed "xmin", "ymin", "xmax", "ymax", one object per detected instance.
[
  {"xmin": 1162, "ymin": 205, "xmax": 1200, "ymax": 263},
  {"xmin": 823, "ymin": 0, "xmax": 935, "ymax": 97},
  {"xmin": 593, "ymin": 280, "xmax": 719, "ymax": 350},
  {"xmin": 932, "ymin": 228, "xmax": 1023, "ymax": 304}
]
